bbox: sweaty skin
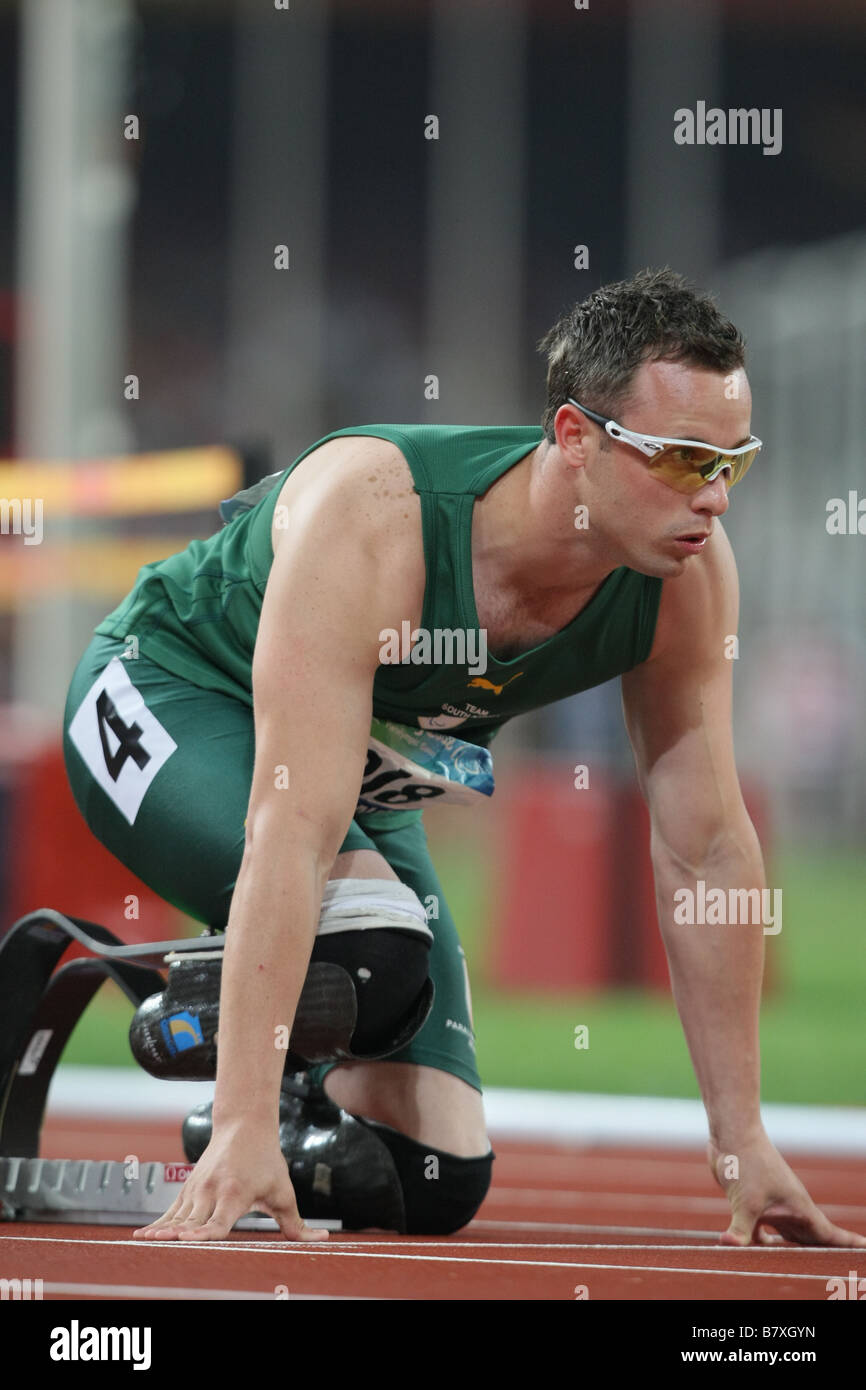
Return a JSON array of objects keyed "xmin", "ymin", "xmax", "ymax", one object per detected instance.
[{"xmin": 135, "ymin": 359, "xmax": 866, "ymax": 1248}]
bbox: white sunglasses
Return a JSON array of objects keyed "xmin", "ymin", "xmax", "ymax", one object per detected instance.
[{"xmin": 567, "ymin": 398, "xmax": 762, "ymax": 494}]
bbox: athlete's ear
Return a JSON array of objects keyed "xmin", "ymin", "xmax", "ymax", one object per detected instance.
[{"xmin": 553, "ymin": 401, "xmax": 592, "ymax": 470}]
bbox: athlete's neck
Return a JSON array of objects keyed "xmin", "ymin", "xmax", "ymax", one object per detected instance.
[{"xmin": 473, "ymin": 440, "xmax": 618, "ymax": 603}]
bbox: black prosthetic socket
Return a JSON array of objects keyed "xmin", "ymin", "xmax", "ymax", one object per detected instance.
[
  {"xmin": 130, "ymin": 927, "xmax": 433, "ymax": 1079},
  {"xmin": 129, "ymin": 956, "xmax": 219, "ymax": 1080},
  {"xmin": 309, "ymin": 928, "xmax": 430, "ymax": 1055}
]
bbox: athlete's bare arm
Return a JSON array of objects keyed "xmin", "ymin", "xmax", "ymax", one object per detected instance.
[
  {"xmin": 135, "ymin": 438, "xmax": 426, "ymax": 1241},
  {"xmin": 622, "ymin": 525, "xmax": 865, "ymax": 1247}
]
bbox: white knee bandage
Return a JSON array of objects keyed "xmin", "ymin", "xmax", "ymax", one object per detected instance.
[{"xmin": 317, "ymin": 878, "xmax": 433, "ymax": 943}]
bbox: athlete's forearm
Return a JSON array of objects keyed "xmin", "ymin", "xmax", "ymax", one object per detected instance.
[
  {"xmin": 211, "ymin": 841, "xmax": 327, "ymax": 1129},
  {"xmin": 653, "ymin": 839, "xmax": 768, "ymax": 1147}
]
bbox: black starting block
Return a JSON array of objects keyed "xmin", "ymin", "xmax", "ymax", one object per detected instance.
[
  {"xmin": 0, "ymin": 908, "xmax": 319, "ymax": 1229},
  {"xmin": 0, "ymin": 1156, "xmax": 326, "ymax": 1230},
  {"xmin": 0, "ymin": 908, "xmax": 180, "ymax": 1160}
]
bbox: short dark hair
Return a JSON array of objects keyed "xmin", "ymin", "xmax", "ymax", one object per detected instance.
[{"xmin": 537, "ymin": 268, "xmax": 746, "ymax": 444}]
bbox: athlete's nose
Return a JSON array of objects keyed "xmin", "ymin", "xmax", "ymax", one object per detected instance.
[{"xmin": 691, "ymin": 472, "xmax": 730, "ymax": 518}]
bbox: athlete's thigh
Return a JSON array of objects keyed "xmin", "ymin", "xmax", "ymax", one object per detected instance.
[
  {"xmin": 62, "ymin": 633, "xmax": 375, "ymax": 926},
  {"xmin": 63, "ymin": 634, "xmax": 255, "ymax": 925}
]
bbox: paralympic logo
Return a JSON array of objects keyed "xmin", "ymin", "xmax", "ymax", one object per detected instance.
[{"xmin": 159, "ymin": 1011, "xmax": 205, "ymax": 1055}]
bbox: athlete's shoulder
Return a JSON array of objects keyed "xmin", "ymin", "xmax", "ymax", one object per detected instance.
[
  {"xmin": 374, "ymin": 421, "xmax": 544, "ymax": 494},
  {"xmin": 257, "ymin": 437, "xmax": 427, "ymax": 670},
  {"xmin": 284, "ymin": 421, "xmax": 541, "ymax": 501},
  {"xmin": 329, "ymin": 422, "xmax": 543, "ymax": 460},
  {"xmin": 269, "ymin": 432, "xmax": 427, "ymax": 618}
]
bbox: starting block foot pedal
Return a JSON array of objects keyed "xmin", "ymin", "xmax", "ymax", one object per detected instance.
[{"xmin": 0, "ymin": 1156, "xmax": 340, "ymax": 1231}]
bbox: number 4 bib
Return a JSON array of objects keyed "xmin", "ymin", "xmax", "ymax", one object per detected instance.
[{"xmin": 67, "ymin": 657, "xmax": 178, "ymax": 826}]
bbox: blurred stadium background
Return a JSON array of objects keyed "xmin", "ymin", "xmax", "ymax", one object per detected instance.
[{"xmin": 0, "ymin": 0, "xmax": 863, "ymax": 1115}]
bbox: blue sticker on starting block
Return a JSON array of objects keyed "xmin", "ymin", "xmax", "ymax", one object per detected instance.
[{"xmin": 160, "ymin": 1011, "xmax": 204, "ymax": 1055}]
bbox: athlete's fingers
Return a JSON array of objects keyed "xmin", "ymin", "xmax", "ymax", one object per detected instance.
[
  {"xmin": 172, "ymin": 1200, "xmax": 221, "ymax": 1231},
  {"xmin": 755, "ymin": 1223, "xmax": 783, "ymax": 1246},
  {"xmin": 762, "ymin": 1208, "xmax": 866, "ymax": 1248},
  {"xmin": 719, "ymin": 1191, "xmax": 762, "ymax": 1246},
  {"xmin": 133, "ymin": 1193, "xmax": 192, "ymax": 1238},
  {"xmin": 724, "ymin": 1193, "xmax": 866, "ymax": 1249},
  {"xmin": 172, "ymin": 1190, "xmax": 329, "ymax": 1243},
  {"xmin": 821, "ymin": 1224, "xmax": 866, "ymax": 1249},
  {"xmin": 176, "ymin": 1208, "xmax": 237, "ymax": 1241},
  {"xmin": 254, "ymin": 1198, "xmax": 330, "ymax": 1244},
  {"xmin": 135, "ymin": 1211, "xmax": 198, "ymax": 1239},
  {"xmin": 720, "ymin": 1224, "xmax": 754, "ymax": 1247},
  {"xmin": 133, "ymin": 1180, "xmax": 226, "ymax": 1238},
  {"xmin": 173, "ymin": 1186, "xmax": 250, "ymax": 1241}
]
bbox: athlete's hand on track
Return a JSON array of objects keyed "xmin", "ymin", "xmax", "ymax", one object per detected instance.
[
  {"xmin": 707, "ymin": 1134, "xmax": 866, "ymax": 1248},
  {"xmin": 132, "ymin": 1123, "xmax": 329, "ymax": 1243}
]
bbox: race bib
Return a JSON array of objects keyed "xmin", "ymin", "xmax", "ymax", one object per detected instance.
[
  {"xmin": 356, "ymin": 719, "xmax": 494, "ymax": 813},
  {"xmin": 67, "ymin": 657, "xmax": 178, "ymax": 826}
]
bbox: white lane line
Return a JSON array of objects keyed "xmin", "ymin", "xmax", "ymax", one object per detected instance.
[
  {"xmin": 258, "ymin": 1242, "xmax": 862, "ymax": 1258},
  {"xmin": 4, "ymin": 1231, "xmax": 859, "ymax": 1255},
  {"xmin": 4, "ymin": 1233, "xmax": 853, "ymax": 1255},
  {"xmin": 41, "ymin": 1282, "xmax": 382, "ymax": 1300},
  {"xmin": 486, "ymin": 1189, "xmax": 866, "ymax": 1220},
  {"xmin": 0, "ymin": 1228, "xmax": 733, "ymax": 1251},
  {"xmin": 2, "ymin": 1238, "xmax": 853, "ymax": 1276},
  {"xmin": 0, "ymin": 1238, "xmax": 588, "ymax": 1269},
  {"xmin": 1, "ymin": 1234, "xmax": 315, "ymax": 1252},
  {"xmin": 537, "ymin": 1263, "xmax": 836, "ymax": 1283}
]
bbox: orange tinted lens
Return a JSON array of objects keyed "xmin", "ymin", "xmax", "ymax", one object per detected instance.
[
  {"xmin": 651, "ymin": 443, "xmax": 758, "ymax": 492},
  {"xmin": 649, "ymin": 443, "xmax": 722, "ymax": 492},
  {"xmin": 729, "ymin": 446, "xmax": 759, "ymax": 485}
]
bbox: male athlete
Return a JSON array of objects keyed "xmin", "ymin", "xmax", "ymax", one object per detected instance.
[{"xmin": 63, "ymin": 270, "xmax": 866, "ymax": 1248}]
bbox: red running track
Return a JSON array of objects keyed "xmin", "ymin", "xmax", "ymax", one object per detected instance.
[{"xmin": 0, "ymin": 1115, "xmax": 863, "ymax": 1300}]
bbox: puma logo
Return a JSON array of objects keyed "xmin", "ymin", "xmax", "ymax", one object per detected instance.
[{"xmin": 467, "ymin": 673, "xmax": 523, "ymax": 696}]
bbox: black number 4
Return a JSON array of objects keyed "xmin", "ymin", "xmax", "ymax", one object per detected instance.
[{"xmin": 96, "ymin": 689, "xmax": 152, "ymax": 782}]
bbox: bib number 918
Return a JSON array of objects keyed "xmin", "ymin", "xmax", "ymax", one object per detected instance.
[{"xmin": 359, "ymin": 748, "xmax": 444, "ymax": 806}]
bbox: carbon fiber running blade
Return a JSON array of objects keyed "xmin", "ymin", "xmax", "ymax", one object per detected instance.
[{"xmin": 0, "ymin": 1157, "xmax": 340, "ymax": 1230}]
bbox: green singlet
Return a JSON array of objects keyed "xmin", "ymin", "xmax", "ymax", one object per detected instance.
[{"xmin": 63, "ymin": 424, "xmax": 663, "ymax": 1093}]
